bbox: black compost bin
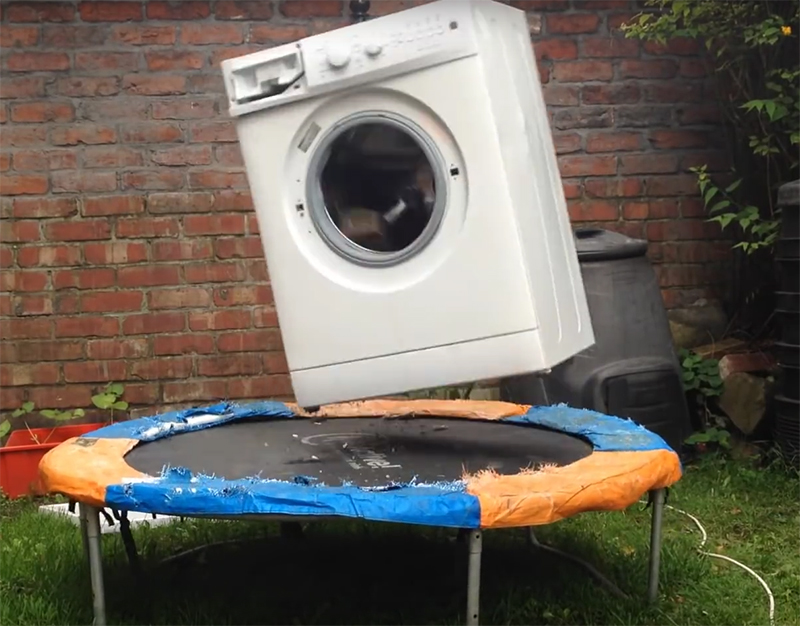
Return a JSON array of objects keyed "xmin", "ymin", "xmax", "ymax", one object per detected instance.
[{"xmin": 500, "ymin": 228, "xmax": 692, "ymax": 451}]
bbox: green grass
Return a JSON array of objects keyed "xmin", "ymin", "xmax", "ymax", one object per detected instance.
[{"xmin": 1, "ymin": 453, "xmax": 798, "ymax": 626}]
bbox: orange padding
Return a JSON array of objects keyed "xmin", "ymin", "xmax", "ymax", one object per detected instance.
[
  {"xmin": 467, "ymin": 449, "xmax": 681, "ymax": 528},
  {"xmin": 287, "ymin": 398, "xmax": 530, "ymax": 419},
  {"xmin": 39, "ymin": 438, "xmax": 144, "ymax": 507}
]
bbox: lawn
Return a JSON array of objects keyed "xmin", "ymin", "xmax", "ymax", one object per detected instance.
[{"xmin": 1, "ymin": 452, "xmax": 798, "ymax": 626}]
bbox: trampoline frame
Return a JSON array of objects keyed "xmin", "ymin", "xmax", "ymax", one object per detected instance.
[{"xmin": 77, "ymin": 489, "xmax": 665, "ymax": 626}]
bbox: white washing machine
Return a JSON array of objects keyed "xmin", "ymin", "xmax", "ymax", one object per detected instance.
[{"xmin": 221, "ymin": 0, "xmax": 594, "ymax": 408}]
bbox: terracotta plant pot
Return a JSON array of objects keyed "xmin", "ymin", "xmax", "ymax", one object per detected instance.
[{"xmin": 0, "ymin": 423, "xmax": 104, "ymax": 499}]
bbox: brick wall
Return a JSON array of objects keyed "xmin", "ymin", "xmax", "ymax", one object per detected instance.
[{"xmin": 0, "ymin": 0, "xmax": 730, "ymax": 415}]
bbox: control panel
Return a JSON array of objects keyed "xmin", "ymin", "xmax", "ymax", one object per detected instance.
[{"xmin": 301, "ymin": 1, "xmax": 478, "ymax": 89}]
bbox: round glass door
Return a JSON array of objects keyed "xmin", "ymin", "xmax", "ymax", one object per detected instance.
[{"xmin": 306, "ymin": 113, "xmax": 448, "ymax": 266}]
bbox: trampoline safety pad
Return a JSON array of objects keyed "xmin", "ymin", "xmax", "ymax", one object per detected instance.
[{"xmin": 39, "ymin": 399, "xmax": 682, "ymax": 529}]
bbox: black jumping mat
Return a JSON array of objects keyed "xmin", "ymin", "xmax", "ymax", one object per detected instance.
[{"xmin": 124, "ymin": 417, "xmax": 592, "ymax": 487}]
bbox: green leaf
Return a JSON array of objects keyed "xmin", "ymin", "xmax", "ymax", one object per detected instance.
[
  {"xmin": 73, "ymin": 408, "xmax": 85, "ymax": 417},
  {"xmin": 725, "ymin": 179, "xmax": 742, "ymax": 193},
  {"xmin": 709, "ymin": 200, "xmax": 731, "ymax": 214},
  {"xmin": 92, "ymin": 394, "xmax": 114, "ymax": 410},
  {"xmin": 40, "ymin": 409, "xmax": 58, "ymax": 419},
  {"xmin": 703, "ymin": 186, "xmax": 719, "ymax": 204},
  {"xmin": 112, "ymin": 401, "xmax": 129, "ymax": 411},
  {"xmin": 22, "ymin": 401, "xmax": 34, "ymax": 413},
  {"xmin": 107, "ymin": 383, "xmax": 124, "ymax": 397},
  {"xmin": 0, "ymin": 420, "xmax": 11, "ymax": 439}
]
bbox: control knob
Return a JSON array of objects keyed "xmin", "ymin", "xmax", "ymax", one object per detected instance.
[
  {"xmin": 364, "ymin": 42, "xmax": 383, "ymax": 58},
  {"xmin": 325, "ymin": 43, "xmax": 352, "ymax": 69}
]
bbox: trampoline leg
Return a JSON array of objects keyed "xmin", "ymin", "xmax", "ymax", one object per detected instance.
[
  {"xmin": 466, "ymin": 529, "xmax": 482, "ymax": 626},
  {"xmin": 81, "ymin": 504, "xmax": 107, "ymax": 626},
  {"xmin": 647, "ymin": 488, "xmax": 666, "ymax": 604}
]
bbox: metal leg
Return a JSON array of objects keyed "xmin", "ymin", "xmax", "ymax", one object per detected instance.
[
  {"xmin": 466, "ymin": 529, "xmax": 482, "ymax": 626},
  {"xmin": 78, "ymin": 503, "xmax": 90, "ymax": 565},
  {"xmin": 80, "ymin": 504, "xmax": 107, "ymax": 626},
  {"xmin": 647, "ymin": 488, "xmax": 666, "ymax": 604}
]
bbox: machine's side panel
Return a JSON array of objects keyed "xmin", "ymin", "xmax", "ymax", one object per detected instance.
[{"xmin": 471, "ymin": 1, "xmax": 595, "ymax": 367}]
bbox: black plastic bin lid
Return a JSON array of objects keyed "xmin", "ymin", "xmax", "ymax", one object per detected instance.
[
  {"xmin": 573, "ymin": 228, "xmax": 649, "ymax": 262},
  {"xmin": 778, "ymin": 179, "xmax": 800, "ymax": 209}
]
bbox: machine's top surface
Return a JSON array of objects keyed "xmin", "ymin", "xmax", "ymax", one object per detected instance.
[{"xmin": 124, "ymin": 416, "xmax": 592, "ymax": 488}]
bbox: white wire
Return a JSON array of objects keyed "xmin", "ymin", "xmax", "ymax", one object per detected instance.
[{"xmin": 642, "ymin": 499, "xmax": 776, "ymax": 626}]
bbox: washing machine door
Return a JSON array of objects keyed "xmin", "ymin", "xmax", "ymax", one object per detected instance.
[{"xmin": 304, "ymin": 110, "xmax": 449, "ymax": 268}]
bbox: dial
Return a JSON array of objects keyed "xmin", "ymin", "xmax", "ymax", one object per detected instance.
[
  {"xmin": 325, "ymin": 44, "xmax": 352, "ymax": 69},
  {"xmin": 364, "ymin": 42, "xmax": 383, "ymax": 58}
]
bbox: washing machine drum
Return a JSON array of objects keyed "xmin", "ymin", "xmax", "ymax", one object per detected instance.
[{"xmin": 307, "ymin": 115, "xmax": 450, "ymax": 266}]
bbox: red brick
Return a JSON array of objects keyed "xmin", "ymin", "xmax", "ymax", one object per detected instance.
[
  {"xmin": 228, "ymin": 375, "xmax": 292, "ymax": 399},
  {"xmin": 44, "ymin": 220, "xmax": 111, "ymax": 242},
  {"xmin": 51, "ymin": 125, "xmax": 116, "ymax": 146},
  {"xmin": 646, "ymin": 219, "xmax": 717, "ymax": 242},
  {"xmin": 0, "ymin": 270, "xmax": 48, "ymax": 292},
  {"xmin": 217, "ymin": 329, "xmax": 281, "ymax": 353},
  {"xmin": 263, "ymin": 352, "xmax": 288, "ymax": 373},
  {"xmin": 122, "ymin": 170, "xmax": 184, "ymax": 191},
  {"xmin": 586, "ymin": 131, "xmax": 642, "ymax": 153},
  {"xmin": 209, "ymin": 46, "xmax": 262, "ymax": 68},
  {"xmin": 122, "ymin": 383, "xmax": 160, "ymax": 406},
  {"xmin": 84, "ymin": 242, "xmax": 148, "ymax": 265},
  {"xmin": 57, "ymin": 77, "xmax": 120, "ymax": 98},
  {"xmin": 581, "ymin": 37, "xmax": 639, "ymax": 58},
  {"xmin": 546, "ymin": 14, "xmax": 600, "ymax": 34},
  {"xmin": 579, "ymin": 0, "xmax": 631, "ymax": 8},
  {"xmin": 1, "ymin": 174, "xmax": 48, "ymax": 195},
  {"xmin": 198, "ymin": 353, "xmax": 262, "ymax": 377},
  {"xmin": 1, "ymin": 318, "xmax": 52, "ymax": 339},
  {"xmin": 74, "ymin": 52, "xmax": 138, "ymax": 72},
  {"xmin": 63, "ymin": 361, "xmax": 127, "ymax": 383},
  {"xmin": 0, "ymin": 77, "xmax": 45, "ymax": 99},
  {"xmin": 87, "ymin": 338, "xmax": 148, "ymax": 360},
  {"xmin": 680, "ymin": 151, "xmax": 730, "ymax": 173},
  {"xmin": 55, "ymin": 316, "xmax": 118, "ymax": 338},
  {"xmin": 0, "ymin": 127, "xmax": 48, "ymax": 147},
  {"xmin": 152, "ymin": 146, "xmax": 212, "ymax": 167},
  {"xmin": 534, "ymin": 39, "xmax": 578, "ymax": 61},
  {"xmin": 147, "ymin": 192, "xmax": 215, "ymax": 214},
  {"xmin": 0, "ymin": 25, "xmax": 40, "ymax": 47},
  {"xmin": 0, "ymin": 363, "xmax": 60, "ymax": 387},
  {"xmin": 619, "ymin": 60, "xmax": 678, "ymax": 79},
  {"xmin": 254, "ymin": 307, "xmax": 278, "ymax": 328},
  {"xmin": 146, "ymin": 1, "xmax": 211, "ymax": 19},
  {"xmin": 117, "ymin": 217, "xmax": 180, "ymax": 239},
  {"xmin": 558, "ymin": 155, "xmax": 617, "ymax": 178},
  {"xmin": 121, "ymin": 123, "xmax": 184, "ymax": 144},
  {"xmin": 544, "ymin": 85, "xmax": 579, "ymax": 107},
  {"xmin": 0, "ymin": 294, "xmax": 14, "ymax": 316},
  {"xmin": 82, "ymin": 147, "xmax": 143, "ymax": 169},
  {"xmin": 13, "ymin": 294, "xmax": 53, "ymax": 316},
  {"xmin": 245, "ymin": 259, "xmax": 267, "ymax": 282},
  {"xmin": 78, "ymin": 2, "xmax": 142, "ymax": 21},
  {"xmin": 154, "ymin": 334, "xmax": 214, "ymax": 356},
  {"xmin": 213, "ymin": 286, "xmax": 271, "ymax": 308},
  {"xmin": 118, "ymin": 265, "xmax": 181, "ymax": 288},
  {"xmin": 585, "ymin": 177, "xmax": 643, "ymax": 198},
  {"xmin": 249, "ymin": 24, "xmax": 310, "ymax": 44},
  {"xmin": 13, "ymin": 150, "xmax": 77, "ymax": 172},
  {"xmin": 130, "ymin": 357, "xmax": 193, "ymax": 380},
  {"xmin": 215, "ymin": 1, "xmax": 273, "ymax": 19},
  {"xmin": 152, "ymin": 100, "xmax": 216, "ymax": 122},
  {"xmin": 188, "ymin": 309, "xmax": 251, "ymax": 331},
  {"xmin": 41, "ymin": 23, "xmax": 106, "ymax": 46},
  {"xmin": 679, "ymin": 59, "xmax": 707, "ymax": 79},
  {"xmin": 0, "ymin": 247, "xmax": 13, "ymax": 268},
  {"xmin": 553, "ymin": 133, "xmax": 581, "ymax": 154},
  {"xmin": 644, "ymin": 37, "xmax": 701, "ymax": 57},
  {"xmin": 214, "ymin": 190, "xmax": 253, "ymax": 211},
  {"xmin": 13, "ymin": 197, "xmax": 77, "ymax": 218},
  {"xmin": 185, "ymin": 262, "xmax": 246, "ymax": 284},
  {"xmin": 649, "ymin": 130, "xmax": 710, "ymax": 150},
  {"xmin": 145, "ymin": 51, "xmax": 206, "ymax": 72},
  {"xmin": 81, "ymin": 196, "xmax": 142, "ymax": 217},
  {"xmin": 645, "ymin": 174, "xmax": 700, "ymax": 197},
  {"xmin": 0, "ymin": 154, "xmax": 7, "ymax": 172},
  {"xmin": 28, "ymin": 385, "xmax": 92, "ymax": 410},
  {"xmin": 568, "ymin": 200, "xmax": 619, "ymax": 222},
  {"xmin": 122, "ymin": 75, "xmax": 187, "ymax": 96},
  {"xmin": 643, "ymin": 84, "xmax": 701, "ymax": 106},
  {"xmin": 214, "ymin": 237, "xmax": 263, "ymax": 259},
  {"xmin": 111, "ymin": 24, "xmax": 176, "ymax": 45},
  {"xmin": 17, "ymin": 244, "xmax": 80, "ymax": 267},
  {"xmin": 188, "ymin": 170, "xmax": 248, "ymax": 189},
  {"xmin": 622, "ymin": 200, "xmax": 680, "ymax": 220},
  {"xmin": 619, "ymin": 154, "xmax": 679, "ymax": 175},
  {"xmin": 214, "ymin": 145, "xmax": 243, "ymax": 167},
  {"xmin": 163, "ymin": 380, "xmax": 227, "ymax": 404},
  {"xmin": 180, "ymin": 23, "xmax": 245, "ymax": 45},
  {"xmin": 678, "ymin": 105, "xmax": 721, "ymax": 125},
  {"xmin": 7, "ymin": 51, "xmax": 70, "ymax": 71},
  {"xmin": 553, "ymin": 60, "xmax": 613, "ymax": 82},
  {"xmin": 122, "ymin": 312, "xmax": 185, "ymax": 335},
  {"xmin": 53, "ymin": 268, "xmax": 115, "ymax": 290},
  {"xmin": 1, "ymin": 221, "xmax": 40, "ymax": 243},
  {"xmin": 82, "ymin": 100, "xmax": 149, "ymax": 122},
  {"xmin": 279, "ymin": 1, "xmax": 342, "ymax": 17},
  {"xmin": 184, "ymin": 214, "xmax": 246, "ymax": 237},
  {"xmin": 151, "ymin": 239, "xmax": 213, "ymax": 261},
  {"xmin": 52, "ymin": 171, "xmax": 117, "ymax": 194},
  {"xmin": 189, "ymin": 121, "xmax": 237, "ymax": 143},
  {"xmin": 607, "ymin": 12, "xmax": 639, "ymax": 31},
  {"xmin": 53, "ymin": 293, "xmax": 80, "ymax": 314},
  {"xmin": 4, "ymin": 340, "xmax": 83, "ymax": 362},
  {"xmin": 82, "ymin": 291, "xmax": 143, "ymax": 313},
  {"xmin": 6, "ymin": 2, "xmax": 75, "ymax": 22},
  {"xmin": 148, "ymin": 288, "xmax": 212, "ymax": 310}
]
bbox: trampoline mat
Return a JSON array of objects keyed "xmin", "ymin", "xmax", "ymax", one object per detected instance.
[{"xmin": 124, "ymin": 417, "xmax": 593, "ymax": 487}]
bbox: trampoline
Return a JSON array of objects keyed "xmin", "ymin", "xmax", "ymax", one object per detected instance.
[{"xmin": 39, "ymin": 399, "xmax": 683, "ymax": 626}]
